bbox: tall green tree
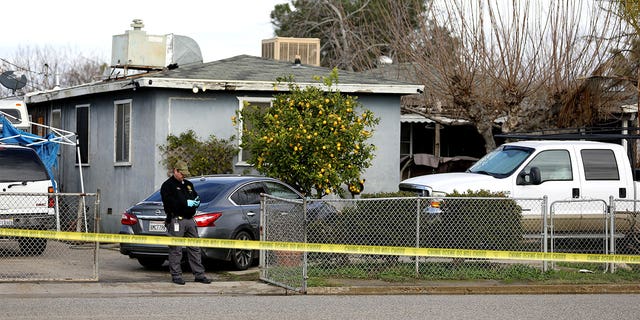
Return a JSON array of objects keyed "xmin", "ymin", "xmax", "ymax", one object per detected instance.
[
  {"xmin": 271, "ymin": 0, "xmax": 425, "ymax": 71},
  {"xmin": 236, "ymin": 69, "xmax": 379, "ymax": 198}
]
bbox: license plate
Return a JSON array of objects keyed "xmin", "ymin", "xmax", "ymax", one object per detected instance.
[
  {"xmin": 149, "ymin": 221, "xmax": 167, "ymax": 232},
  {"xmin": 0, "ymin": 218, "xmax": 13, "ymax": 227}
]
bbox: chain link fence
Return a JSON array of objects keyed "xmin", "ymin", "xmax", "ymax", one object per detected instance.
[
  {"xmin": 260, "ymin": 195, "xmax": 630, "ymax": 293},
  {"xmin": 0, "ymin": 192, "xmax": 99, "ymax": 281},
  {"xmin": 610, "ymin": 198, "xmax": 640, "ymax": 256}
]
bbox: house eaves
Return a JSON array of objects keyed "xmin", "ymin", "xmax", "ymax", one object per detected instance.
[
  {"xmin": 25, "ymin": 55, "xmax": 423, "ymax": 103},
  {"xmin": 143, "ymin": 77, "xmax": 422, "ymax": 94}
]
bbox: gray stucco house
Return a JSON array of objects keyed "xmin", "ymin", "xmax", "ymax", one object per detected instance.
[{"xmin": 25, "ymin": 55, "xmax": 423, "ymax": 233}]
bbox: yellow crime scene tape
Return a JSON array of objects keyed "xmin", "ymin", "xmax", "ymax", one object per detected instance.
[{"xmin": 1, "ymin": 228, "xmax": 639, "ymax": 264}]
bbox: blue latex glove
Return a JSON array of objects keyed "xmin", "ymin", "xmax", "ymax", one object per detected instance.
[{"xmin": 187, "ymin": 197, "xmax": 200, "ymax": 208}]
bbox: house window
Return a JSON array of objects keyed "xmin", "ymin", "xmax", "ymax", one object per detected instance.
[
  {"xmin": 50, "ymin": 109, "xmax": 61, "ymax": 130},
  {"xmin": 400, "ymin": 124, "xmax": 412, "ymax": 156},
  {"xmin": 75, "ymin": 105, "xmax": 89, "ymax": 165},
  {"xmin": 114, "ymin": 100, "xmax": 132, "ymax": 164},
  {"xmin": 237, "ymin": 97, "xmax": 272, "ymax": 165}
]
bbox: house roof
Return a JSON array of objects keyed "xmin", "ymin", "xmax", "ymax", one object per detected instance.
[{"xmin": 26, "ymin": 55, "xmax": 424, "ymax": 104}]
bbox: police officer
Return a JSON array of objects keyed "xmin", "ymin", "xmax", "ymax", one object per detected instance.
[{"xmin": 160, "ymin": 160, "xmax": 211, "ymax": 285}]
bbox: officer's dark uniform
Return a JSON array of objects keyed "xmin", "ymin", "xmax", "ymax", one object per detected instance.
[{"xmin": 160, "ymin": 174, "xmax": 208, "ymax": 284}]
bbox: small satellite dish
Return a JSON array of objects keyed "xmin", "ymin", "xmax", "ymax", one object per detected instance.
[{"xmin": 0, "ymin": 71, "xmax": 28, "ymax": 92}]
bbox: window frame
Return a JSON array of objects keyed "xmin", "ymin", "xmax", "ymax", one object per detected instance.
[
  {"xmin": 50, "ymin": 109, "xmax": 61, "ymax": 130},
  {"xmin": 114, "ymin": 99, "xmax": 132, "ymax": 166},
  {"xmin": 75, "ymin": 104, "xmax": 90, "ymax": 166}
]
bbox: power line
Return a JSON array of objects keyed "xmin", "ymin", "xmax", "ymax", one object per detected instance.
[{"xmin": 0, "ymin": 57, "xmax": 49, "ymax": 76}]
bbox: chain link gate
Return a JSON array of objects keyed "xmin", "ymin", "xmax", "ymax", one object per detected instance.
[
  {"xmin": 548, "ymin": 199, "xmax": 611, "ymax": 271},
  {"xmin": 260, "ymin": 195, "xmax": 307, "ymax": 292},
  {"xmin": 0, "ymin": 192, "xmax": 99, "ymax": 281},
  {"xmin": 610, "ymin": 198, "xmax": 640, "ymax": 257}
]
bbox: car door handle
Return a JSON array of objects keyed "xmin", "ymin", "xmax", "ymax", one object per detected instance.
[
  {"xmin": 572, "ymin": 188, "xmax": 580, "ymax": 198},
  {"xmin": 246, "ymin": 211, "xmax": 256, "ymax": 216}
]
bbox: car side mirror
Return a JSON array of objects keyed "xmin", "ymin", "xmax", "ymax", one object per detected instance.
[
  {"xmin": 517, "ymin": 167, "xmax": 542, "ymax": 185},
  {"xmin": 529, "ymin": 167, "xmax": 541, "ymax": 185},
  {"xmin": 516, "ymin": 171, "xmax": 527, "ymax": 185}
]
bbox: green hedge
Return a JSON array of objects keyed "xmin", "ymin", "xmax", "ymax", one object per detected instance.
[
  {"xmin": 424, "ymin": 190, "xmax": 524, "ymax": 250},
  {"xmin": 307, "ymin": 190, "xmax": 524, "ymax": 252}
]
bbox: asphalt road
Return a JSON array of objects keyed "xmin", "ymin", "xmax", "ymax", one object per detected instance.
[{"xmin": 5, "ymin": 294, "xmax": 640, "ymax": 320}]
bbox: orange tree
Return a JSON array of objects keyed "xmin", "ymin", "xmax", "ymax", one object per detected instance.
[{"xmin": 236, "ymin": 69, "xmax": 379, "ymax": 198}]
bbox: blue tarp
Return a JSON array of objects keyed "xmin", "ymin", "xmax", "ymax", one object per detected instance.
[{"xmin": 1, "ymin": 116, "xmax": 60, "ymax": 189}]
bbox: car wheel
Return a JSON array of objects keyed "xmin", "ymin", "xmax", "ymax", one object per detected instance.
[
  {"xmin": 230, "ymin": 231, "xmax": 254, "ymax": 271},
  {"xmin": 18, "ymin": 238, "xmax": 47, "ymax": 256},
  {"xmin": 137, "ymin": 257, "xmax": 166, "ymax": 269}
]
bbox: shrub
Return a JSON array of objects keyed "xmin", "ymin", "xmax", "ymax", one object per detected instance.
[{"xmin": 158, "ymin": 129, "xmax": 238, "ymax": 175}]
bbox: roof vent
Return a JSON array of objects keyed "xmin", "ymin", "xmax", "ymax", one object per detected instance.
[{"xmin": 111, "ymin": 19, "xmax": 203, "ymax": 71}]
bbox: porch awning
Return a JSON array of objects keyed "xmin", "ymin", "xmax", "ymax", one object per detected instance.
[{"xmin": 401, "ymin": 113, "xmax": 433, "ymax": 123}]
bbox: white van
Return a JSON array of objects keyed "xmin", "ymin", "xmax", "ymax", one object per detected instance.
[{"xmin": 0, "ymin": 99, "xmax": 30, "ymax": 132}]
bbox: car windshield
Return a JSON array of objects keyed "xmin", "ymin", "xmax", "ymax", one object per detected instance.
[
  {"xmin": 143, "ymin": 179, "xmax": 231, "ymax": 203},
  {"xmin": 467, "ymin": 145, "xmax": 533, "ymax": 178}
]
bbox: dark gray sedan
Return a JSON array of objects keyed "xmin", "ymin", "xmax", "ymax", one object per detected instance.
[{"xmin": 119, "ymin": 175, "xmax": 321, "ymax": 270}]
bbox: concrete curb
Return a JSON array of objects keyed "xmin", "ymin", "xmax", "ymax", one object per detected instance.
[{"xmin": 306, "ymin": 284, "xmax": 640, "ymax": 295}]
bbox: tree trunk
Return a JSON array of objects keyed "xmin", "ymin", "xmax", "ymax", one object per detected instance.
[{"xmin": 477, "ymin": 123, "xmax": 496, "ymax": 153}]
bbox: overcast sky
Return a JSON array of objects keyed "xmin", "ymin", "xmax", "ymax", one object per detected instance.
[{"xmin": 0, "ymin": 0, "xmax": 286, "ymax": 63}]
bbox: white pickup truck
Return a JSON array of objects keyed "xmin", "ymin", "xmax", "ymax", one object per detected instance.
[{"xmin": 399, "ymin": 140, "xmax": 640, "ymax": 233}]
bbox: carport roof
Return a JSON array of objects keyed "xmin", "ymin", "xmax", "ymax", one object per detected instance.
[{"xmin": 26, "ymin": 55, "xmax": 424, "ymax": 104}]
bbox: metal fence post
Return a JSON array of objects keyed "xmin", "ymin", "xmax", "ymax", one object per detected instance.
[
  {"xmin": 542, "ymin": 195, "xmax": 548, "ymax": 272},
  {"xmin": 93, "ymin": 189, "xmax": 101, "ymax": 281},
  {"xmin": 415, "ymin": 197, "xmax": 420, "ymax": 275},
  {"xmin": 609, "ymin": 196, "xmax": 616, "ymax": 273},
  {"xmin": 302, "ymin": 197, "xmax": 308, "ymax": 293},
  {"xmin": 259, "ymin": 195, "xmax": 266, "ymax": 279}
]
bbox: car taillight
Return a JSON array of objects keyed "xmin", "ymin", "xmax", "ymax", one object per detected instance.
[
  {"xmin": 48, "ymin": 186, "xmax": 55, "ymax": 208},
  {"xmin": 431, "ymin": 200, "xmax": 441, "ymax": 208},
  {"xmin": 121, "ymin": 212, "xmax": 138, "ymax": 225},
  {"xmin": 194, "ymin": 213, "xmax": 222, "ymax": 227}
]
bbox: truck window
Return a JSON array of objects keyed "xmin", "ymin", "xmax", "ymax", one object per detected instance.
[
  {"xmin": 468, "ymin": 145, "xmax": 533, "ymax": 177},
  {"xmin": 524, "ymin": 150, "xmax": 572, "ymax": 182},
  {"xmin": 0, "ymin": 148, "xmax": 50, "ymax": 182},
  {"xmin": 0, "ymin": 109, "xmax": 22, "ymax": 124},
  {"xmin": 581, "ymin": 149, "xmax": 619, "ymax": 180}
]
